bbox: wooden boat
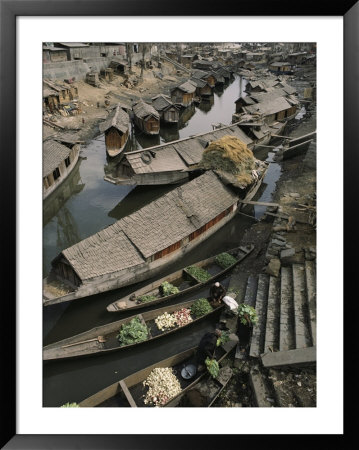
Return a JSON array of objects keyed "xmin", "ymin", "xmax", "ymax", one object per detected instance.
[
  {"xmin": 106, "ymin": 244, "xmax": 254, "ymax": 313},
  {"xmin": 43, "ymin": 298, "xmax": 224, "ymax": 361},
  {"xmin": 43, "ymin": 171, "xmax": 261, "ymax": 306},
  {"xmin": 78, "ymin": 334, "xmax": 238, "ymax": 407},
  {"xmin": 99, "ymin": 104, "xmax": 130, "ymax": 158}
]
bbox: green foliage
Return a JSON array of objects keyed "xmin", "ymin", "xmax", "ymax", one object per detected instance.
[
  {"xmin": 117, "ymin": 316, "xmax": 149, "ymax": 346},
  {"xmin": 60, "ymin": 402, "xmax": 79, "ymax": 408},
  {"xmin": 237, "ymin": 303, "xmax": 258, "ymax": 326},
  {"xmin": 215, "ymin": 252, "xmax": 238, "ymax": 269},
  {"xmin": 137, "ymin": 294, "xmax": 157, "ymax": 304},
  {"xmin": 216, "ymin": 330, "xmax": 230, "ymax": 347},
  {"xmin": 160, "ymin": 281, "xmax": 180, "ymax": 296},
  {"xmin": 205, "ymin": 357, "xmax": 219, "ymax": 379},
  {"xmin": 186, "ymin": 265, "xmax": 212, "ymax": 283},
  {"xmin": 190, "ymin": 298, "xmax": 213, "ymax": 318}
]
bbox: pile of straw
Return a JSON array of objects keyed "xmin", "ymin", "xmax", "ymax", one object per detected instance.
[{"xmin": 199, "ymin": 135, "xmax": 256, "ymax": 186}]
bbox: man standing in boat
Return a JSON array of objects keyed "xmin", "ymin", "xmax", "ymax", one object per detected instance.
[{"xmin": 209, "ymin": 282, "xmax": 226, "ymax": 306}]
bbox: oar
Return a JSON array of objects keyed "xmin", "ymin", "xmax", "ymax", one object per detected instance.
[{"xmin": 61, "ymin": 336, "xmax": 106, "ymax": 348}]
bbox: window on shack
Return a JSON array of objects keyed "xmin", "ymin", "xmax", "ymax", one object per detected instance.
[
  {"xmin": 53, "ymin": 167, "xmax": 61, "ymax": 181},
  {"xmin": 65, "ymin": 156, "xmax": 71, "ymax": 167}
]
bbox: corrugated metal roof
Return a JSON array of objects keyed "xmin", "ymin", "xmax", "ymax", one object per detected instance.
[
  {"xmin": 60, "ymin": 171, "xmax": 238, "ymax": 280},
  {"xmin": 189, "ymin": 77, "xmax": 207, "ymax": 89},
  {"xmin": 99, "ymin": 105, "xmax": 130, "ymax": 134},
  {"xmin": 43, "ymin": 140, "xmax": 71, "ymax": 177},
  {"xmin": 133, "ymin": 100, "xmax": 160, "ymax": 120}
]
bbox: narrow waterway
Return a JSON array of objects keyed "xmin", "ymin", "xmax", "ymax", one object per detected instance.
[{"xmin": 43, "ymin": 73, "xmax": 283, "ymax": 407}]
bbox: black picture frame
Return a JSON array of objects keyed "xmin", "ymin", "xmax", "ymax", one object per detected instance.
[{"xmin": 1, "ymin": 0, "xmax": 355, "ymax": 448}]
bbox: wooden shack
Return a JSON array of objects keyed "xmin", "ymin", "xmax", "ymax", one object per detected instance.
[
  {"xmin": 268, "ymin": 62, "xmax": 295, "ymax": 75},
  {"xmin": 192, "ymin": 70, "xmax": 216, "ymax": 88},
  {"xmin": 86, "ymin": 71, "xmax": 100, "ymax": 87},
  {"xmin": 100, "ymin": 68, "xmax": 114, "ymax": 82},
  {"xmin": 99, "ymin": 105, "xmax": 130, "ymax": 157},
  {"xmin": 43, "ymin": 79, "xmax": 72, "ymax": 104},
  {"xmin": 132, "ymin": 99, "xmax": 160, "ymax": 135},
  {"xmin": 170, "ymin": 81, "xmax": 196, "ymax": 107},
  {"xmin": 188, "ymin": 78, "xmax": 212, "ymax": 97},
  {"xmin": 243, "ymin": 97, "xmax": 297, "ymax": 124},
  {"xmin": 151, "ymin": 94, "xmax": 180, "ymax": 124},
  {"xmin": 43, "ymin": 138, "xmax": 80, "ymax": 199},
  {"xmin": 234, "ymin": 95, "xmax": 256, "ymax": 114}
]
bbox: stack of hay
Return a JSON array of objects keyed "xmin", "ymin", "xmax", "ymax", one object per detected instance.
[{"xmin": 199, "ymin": 135, "xmax": 257, "ymax": 187}]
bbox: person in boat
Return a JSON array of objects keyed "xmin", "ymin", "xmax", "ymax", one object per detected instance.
[
  {"xmin": 209, "ymin": 282, "xmax": 226, "ymax": 306},
  {"xmin": 222, "ymin": 295, "xmax": 239, "ymax": 317},
  {"xmin": 195, "ymin": 329, "xmax": 222, "ymax": 371}
]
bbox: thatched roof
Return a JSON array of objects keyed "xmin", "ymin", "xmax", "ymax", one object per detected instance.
[
  {"xmin": 133, "ymin": 99, "xmax": 160, "ymax": 120},
  {"xmin": 59, "ymin": 171, "xmax": 238, "ymax": 281},
  {"xmin": 43, "ymin": 140, "xmax": 71, "ymax": 177},
  {"xmin": 99, "ymin": 105, "xmax": 130, "ymax": 134}
]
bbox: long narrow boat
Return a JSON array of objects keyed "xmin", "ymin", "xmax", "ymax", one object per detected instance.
[
  {"xmin": 43, "ymin": 170, "xmax": 266, "ymax": 307},
  {"xmin": 78, "ymin": 334, "xmax": 238, "ymax": 407},
  {"xmin": 106, "ymin": 244, "xmax": 254, "ymax": 313},
  {"xmin": 43, "ymin": 298, "xmax": 224, "ymax": 361}
]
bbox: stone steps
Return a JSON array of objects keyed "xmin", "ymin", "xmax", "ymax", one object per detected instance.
[
  {"xmin": 232, "ymin": 261, "xmax": 316, "ymax": 362},
  {"xmin": 249, "ymin": 274, "xmax": 269, "ymax": 357}
]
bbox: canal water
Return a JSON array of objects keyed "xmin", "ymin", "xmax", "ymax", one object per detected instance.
[{"xmin": 42, "ymin": 74, "xmax": 282, "ymax": 407}]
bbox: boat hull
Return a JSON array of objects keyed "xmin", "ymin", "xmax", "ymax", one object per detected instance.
[{"xmin": 43, "ymin": 298, "xmax": 224, "ymax": 361}]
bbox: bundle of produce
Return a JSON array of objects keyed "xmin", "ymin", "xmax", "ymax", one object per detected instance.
[
  {"xmin": 238, "ymin": 303, "xmax": 258, "ymax": 326},
  {"xmin": 215, "ymin": 252, "xmax": 238, "ymax": 269},
  {"xmin": 155, "ymin": 312, "xmax": 177, "ymax": 331},
  {"xmin": 60, "ymin": 402, "xmax": 79, "ymax": 408},
  {"xmin": 117, "ymin": 317, "xmax": 149, "ymax": 346},
  {"xmin": 205, "ymin": 358, "xmax": 219, "ymax": 379},
  {"xmin": 160, "ymin": 281, "xmax": 179, "ymax": 296},
  {"xmin": 173, "ymin": 308, "xmax": 193, "ymax": 327},
  {"xmin": 199, "ymin": 135, "xmax": 256, "ymax": 186},
  {"xmin": 137, "ymin": 294, "xmax": 157, "ymax": 304},
  {"xmin": 143, "ymin": 367, "xmax": 182, "ymax": 406},
  {"xmin": 185, "ymin": 265, "xmax": 211, "ymax": 282},
  {"xmin": 190, "ymin": 298, "xmax": 214, "ymax": 318}
]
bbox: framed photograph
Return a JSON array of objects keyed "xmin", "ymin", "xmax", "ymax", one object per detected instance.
[{"xmin": 2, "ymin": 0, "xmax": 354, "ymax": 448}]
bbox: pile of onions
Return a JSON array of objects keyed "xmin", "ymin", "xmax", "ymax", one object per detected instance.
[
  {"xmin": 143, "ymin": 367, "xmax": 182, "ymax": 406},
  {"xmin": 173, "ymin": 308, "xmax": 193, "ymax": 327}
]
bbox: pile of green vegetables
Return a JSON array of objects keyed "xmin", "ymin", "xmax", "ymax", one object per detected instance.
[
  {"xmin": 216, "ymin": 330, "xmax": 230, "ymax": 347},
  {"xmin": 205, "ymin": 358, "xmax": 219, "ymax": 379},
  {"xmin": 160, "ymin": 281, "xmax": 179, "ymax": 296},
  {"xmin": 185, "ymin": 266, "xmax": 211, "ymax": 283},
  {"xmin": 190, "ymin": 298, "xmax": 213, "ymax": 318},
  {"xmin": 215, "ymin": 252, "xmax": 238, "ymax": 269},
  {"xmin": 238, "ymin": 303, "xmax": 258, "ymax": 326},
  {"xmin": 137, "ymin": 294, "xmax": 157, "ymax": 304},
  {"xmin": 60, "ymin": 402, "xmax": 79, "ymax": 408},
  {"xmin": 117, "ymin": 317, "xmax": 149, "ymax": 346}
]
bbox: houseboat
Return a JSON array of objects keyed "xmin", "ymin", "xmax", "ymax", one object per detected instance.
[
  {"xmin": 151, "ymin": 94, "xmax": 180, "ymax": 124},
  {"xmin": 43, "ymin": 137, "xmax": 81, "ymax": 200},
  {"xmin": 188, "ymin": 77, "xmax": 212, "ymax": 97},
  {"xmin": 170, "ymin": 81, "xmax": 196, "ymax": 108},
  {"xmin": 104, "ymin": 123, "xmax": 254, "ymax": 186},
  {"xmin": 99, "ymin": 104, "xmax": 130, "ymax": 158},
  {"xmin": 43, "ymin": 169, "xmax": 266, "ymax": 306},
  {"xmin": 132, "ymin": 99, "xmax": 160, "ymax": 135},
  {"xmin": 191, "ymin": 70, "xmax": 217, "ymax": 88}
]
